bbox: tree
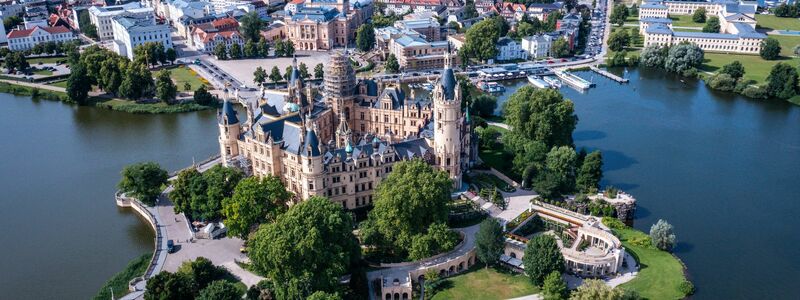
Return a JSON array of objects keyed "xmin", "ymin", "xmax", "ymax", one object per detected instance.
[
  {"xmin": 99, "ymin": 57, "xmax": 124, "ymax": 95},
  {"xmin": 144, "ymin": 271, "xmax": 196, "ymax": 300},
  {"xmin": 765, "ymin": 62, "xmax": 799, "ymax": 99},
  {"xmin": 356, "ymin": 23, "xmax": 375, "ymax": 51},
  {"xmin": 609, "ymin": 4, "xmax": 629, "ymax": 26},
  {"xmin": 244, "ymin": 40, "xmax": 258, "ymax": 58},
  {"xmin": 269, "ymin": 66, "xmax": 282, "ymax": 83},
  {"xmin": 471, "ymin": 94, "xmax": 498, "ymax": 117},
  {"xmin": 177, "ymin": 257, "xmax": 224, "ymax": 290},
  {"xmin": 118, "ymin": 162, "xmax": 169, "ymax": 206},
  {"xmin": 197, "ymin": 280, "xmax": 243, "ymax": 300},
  {"xmin": 568, "ymin": 279, "xmax": 622, "ymax": 300},
  {"xmin": 246, "ymin": 280, "xmax": 275, "ymax": 300},
  {"xmin": 551, "ymin": 38, "xmax": 571, "ymax": 58},
  {"xmin": 607, "ymin": 29, "xmax": 629, "ymax": 52},
  {"xmin": 385, "ymin": 53, "xmax": 400, "ymax": 73},
  {"xmin": 194, "ymin": 85, "xmax": 217, "ymax": 106},
  {"xmin": 360, "ymin": 159, "xmax": 452, "ymax": 254},
  {"xmin": 214, "ymin": 43, "xmax": 228, "ymax": 60},
  {"xmin": 464, "ymin": 19, "xmax": 500, "ymax": 62},
  {"xmin": 229, "ymin": 43, "xmax": 243, "ymax": 59},
  {"xmin": 639, "ymin": 44, "xmax": 668, "ymax": 68},
  {"xmin": 166, "ymin": 48, "xmax": 177, "ymax": 64},
  {"xmin": 156, "ymin": 69, "xmax": 177, "ymax": 103},
  {"xmin": 523, "ymin": 234, "xmax": 564, "ymax": 285},
  {"xmin": 649, "ymin": 219, "xmax": 676, "ymax": 251},
  {"xmin": 284, "ymin": 40, "xmax": 295, "ymax": 57},
  {"xmin": 692, "ymin": 7, "xmax": 707, "ymax": 23},
  {"xmin": 4, "ymin": 51, "xmax": 29, "ymax": 72},
  {"xmin": 307, "ymin": 291, "xmax": 344, "ymax": 300},
  {"xmin": 408, "ymin": 222, "xmax": 458, "ymax": 260},
  {"xmin": 258, "ymin": 38, "xmax": 271, "ymax": 57},
  {"xmin": 249, "ymin": 196, "xmax": 359, "ymax": 299},
  {"xmin": 576, "ymin": 151, "xmax": 602, "ymax": 193},
  {"xmin": 66, "ymin": 62, "xmax": 91, "ymax": 105},
  {"xmin": 760, "ymin": 37, "xmax": 781, "ymax": 60},
  {"xmin": 720, "ymin": 60, "xmax": 745, "ymax": 79},
  {"xmin": 183, "ymin": 82, "xmax": 192, "ymax": 91},
  {"xmin": 202, "ymin": 165, "xmax": 244, "ymax": 220},
  {"xmin": 222, "ymin": 176, "xmax": 291, "ymax": 238},
  {"xmin": 284, "ymin": 66, "xmax": 293, "ymax": 81},
  {"xmin": 475, "ymin": 218, "xmax": 504, "ymax": 266},
  {"xmin": 314, "ymin": 63, "xmax": 324, "ymax": 79},
  {"xmin": 299, "ymin": 62, "xmax": 310, "ymax": 79},
  {"xmin": 702, "ymin": 16, "xmax": 720, "ymax": 33},
  {"xmin": 274, "ymin": 39, "xmax": 285, "ymax": 57},
  {"xmin": 253, "ymin": 66, "xmax": 267, "ymax": 86},
  {"xmin": 665, "ymin": 43, "xmax": 704, "ymax": 77},
  {"xmin": 239, "ymin": 11, "xmax": 264, "ymax": 42},
  {"xmin": 4, "ymin": 16, "xmax": 23, "ymax": 32},
  {"xmin": 542, "ymin": 271, "xmax": 567, "ymax": 300},
  {"xmin": 493, "ymin": 16, "xmax": 510, "ymax": 37},
  {"xmin": 169, "ymin": 169, "xmax": 206, "ymax": 217},
  {"xmin": 706, "ymin": 73, "xmax": 737, "ymax": 92},
  {"xmin": 477, "ymin": 126, "xmax": 501, "ymax": 149},
  {"xmin": 119, "ymin": 63, "xmax": 156, "ymax": 100},
  {"xmin": 545, "ymin": 146, "xmax": 577, "ymax": 194},
  {"xmin": 463, "ymin": 0, "xmax": 478, "ymax": 19},
  {"xmin": 503, "ymin": 86, "xmax": 577, "ymax": 148}
]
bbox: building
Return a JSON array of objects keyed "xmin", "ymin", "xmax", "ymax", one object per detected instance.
[
  {"xmin": 6, "ymin": 25, "xmax": 74, "ymax": 51},
  {"xmin": 378, "ymin": 0, "xmax": 445, "ymax": 15},
  {"xmin": 521, "ymin": 34, "xmax": 553, "ymax": 59},
  {"xmin": 111, "ymin": 15, "xmax": 173, "ymax": 59},
  {"xmin": 218, "ymin": 50, "xmax": 474, "ymax": 208},
  {"xmin": 191, "ymin": 17, "xmax": 243, "ymax": 52},
  {"xmin": 282, "ymin": 0, "xmax": 371, "ymax": 50},
  {"xmin": 495, "ymin": 36, "xmax": 527, "ymax": 61},
  {"xmin": 88, "ymin": 2, "xmax": 155, "ymax": 40},
  {"xmin": 641, "ymin": 0, "xmax": 765, "ymax": 54},
  {"xmin": 393, "ymin": 18, "xmax": 440, "ymax": 41},
  {"xmin": 388, "ymin": 34, "xmax": 451, "ymax": 70}
]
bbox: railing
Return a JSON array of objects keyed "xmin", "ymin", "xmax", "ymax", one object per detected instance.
[{"xmin": 115, "ymin": 192, "xmax": 164, "ymax": 282}]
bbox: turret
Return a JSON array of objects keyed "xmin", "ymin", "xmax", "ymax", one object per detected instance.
[
  {"xmin": 432, "ymin": 48, "xmax": 463, "ymax": 188},
  {"xmin": 300, "ymin": 124, "xmax": 324, "ymax": 199},
  {"xmin": 218, "ymin": 88, "xmax": 241, "ymax": 167}
]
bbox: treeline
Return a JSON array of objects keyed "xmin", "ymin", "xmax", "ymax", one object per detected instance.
[
  {"xmin": 706, "ymin": 61, "xmax": 800, "ymax": 100},
  {"xmin": 773, "ymin": 2, "xmax": 800, "ymax": 18}
]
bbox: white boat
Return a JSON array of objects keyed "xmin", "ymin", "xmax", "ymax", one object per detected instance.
[
  {"xmin": 542, "ymin": 76, "xmax": 562, "ymax": 88},
  {"xmin": 527, "ymin": 75, "xmax": 551, "ymax": 89}
]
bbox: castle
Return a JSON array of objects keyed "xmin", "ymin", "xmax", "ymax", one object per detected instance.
[{"xmin": 218, "ymin": 50, "xmax": 476, "ymax": 209}]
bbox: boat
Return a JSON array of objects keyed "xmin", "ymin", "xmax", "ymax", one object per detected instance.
[
  {"xmin": 542, "ymin": 76, "xmax": 562, "ymax": 88},
  {"xmin": 527, "ymin": 75, "xmax": 551, "ymax": 89},
  {"xmin": 478, "ymin": 81, "xmax": 506, "ymax": 93}
]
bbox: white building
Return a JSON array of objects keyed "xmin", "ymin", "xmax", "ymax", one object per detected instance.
[
  {"xmin": 6, "ymin": 25, "xmax": 75, "ymax": 51},
  {"xmin": 521, "ymin": 34, "xmax": 554, "ymax": 59},
  {"xmin": 111, "ymin": 15, "xmax": 173, "ymax": 59},
  {"xmin": 89, "ymin": 2, "xmax": 155, "ymax": 40},
  {"xmin": 495, "ymin": 37, "xmax": 527, "ymax": 61}
]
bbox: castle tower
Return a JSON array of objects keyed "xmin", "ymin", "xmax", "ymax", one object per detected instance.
[
  {"xmin": 432, "ymin": 49, "xmax": 463, "ymax": 188},
  {"xmin": 325, "ymin": 50, "xmax": 356, "ymax": 136},
  {"xmin": 218, "ymin": 88, "xmax": 241, "ymax": 167},
  {"xmin": 300, "ymin": 122, "xmax": 325, "ymax": 200}
]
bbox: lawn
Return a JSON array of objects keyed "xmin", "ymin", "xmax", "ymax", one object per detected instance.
[
  {"xmin": 429, "ymin": 266, "xmax": 538, "ymax": 300},
  {"xmin": 768, "ymin": 34, "xmax": 800, "ymax": 56},
  {"xmin": 26, "ymin": 56, "xmax": 66, "ymax": 65},
  {"xmin": 166, "ymin": 66, "xmax": 209, "ymax": 91},
  {"xmin": 668, "ymin": 14, "xmax": 703, "ymax": 28},
  {"xmin": 701, "ymin": 53, "xmax": 800, "ymax": 82},
  {"xmin": 756, "ymin": 14, "xmax": 800, "ymax": 31},
  {"xmin": 606, "ymin": 221, "xmax": 689, "ymax": 300},
  {"xmin": 478, "ymin": 126, "xmax": 516, "ymax": 180},
  {"xmin": 93, "ymin": 253, "xmax": 151, "ymax": 300},
  {"xmin": 48, "ymin": 80, "xmax": 68, "ymax": 88},
  {"xmin": 32, "ymin": 69, "xmax": 53, "ymax": 76}
]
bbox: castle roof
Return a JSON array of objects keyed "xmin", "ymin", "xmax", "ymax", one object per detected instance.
[
  {"xmin": 302, "ymin": 128, "xmax": 321, "ymax": 157},
  {"xmin": 220, "ymin": 98, "xmax": 239, "ymax": 124},
  {"xmin": 441, "ymin": 66, "xmax": 456, "ymax": 100}
]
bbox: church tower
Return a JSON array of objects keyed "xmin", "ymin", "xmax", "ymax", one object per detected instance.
[
  {"xmin": 325, "ymin": 49, "xmax": 356, "ymax": 146},
  {"xmin": 432, "ymin": 49, "xmax": 463, "ymax": 188},
  {"xmin": 218, "ymin": 87, "xmax": 241, "ymax": 167}
]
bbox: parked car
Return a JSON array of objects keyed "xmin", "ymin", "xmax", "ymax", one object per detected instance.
[{"xmin": 167, "ymin": 240, "xmax": 175, "ymax": 253}]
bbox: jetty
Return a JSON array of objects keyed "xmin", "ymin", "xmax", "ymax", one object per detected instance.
[{"xmin": 590, "ymin": 66, "xmax": 629, "ymax": 83}]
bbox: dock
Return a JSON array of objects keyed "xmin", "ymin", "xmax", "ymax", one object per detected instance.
[
  {"xmin": 555, "ymin": 70, "xmax": 594, "ymax": 91},
  {"xmin": 589, "ymin": 66, "xmax": 629, "ymax": 83}
]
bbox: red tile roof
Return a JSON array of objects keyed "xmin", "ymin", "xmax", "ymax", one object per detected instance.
[{"xmin": 7, "ymin": 26, "xmax": 71, "ymax": 39}]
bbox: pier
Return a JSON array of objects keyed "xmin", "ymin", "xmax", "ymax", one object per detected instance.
[{"xmin": 590, "ymin": 66, "xmax": 629, "ymax": 83}]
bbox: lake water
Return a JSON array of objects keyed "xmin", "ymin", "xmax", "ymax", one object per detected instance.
[
  {"xmin": 495, "ymin": 69, "xmax": 800, "ymax": 299},
  {"xmin": 0, "ymin": 95, "xmax": 219, "ymax": 299},
  {"xmin": 2, "ymin": 67, "xmax": 799, "ymax": 299}
]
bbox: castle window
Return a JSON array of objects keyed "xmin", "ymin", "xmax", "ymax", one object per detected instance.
[{"xmin": 360, "ymin": 112, "xmax": 364, "ymax": 120}]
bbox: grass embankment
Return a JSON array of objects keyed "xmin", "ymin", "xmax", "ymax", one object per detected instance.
[
  {"xmin": 93, "ymin": 253, "xmax": 151, "ymax": 300},
  {"xmin": 429, "ymin": 266, "xmax": 538, "ymax": 300},
  {"xmin": 0, "ymin": 81, "xmax": 67, "ymax": 100},
  {"xmin": 48, "ymin": 80, "xmax": 68, "ymax": 88},
  {"xmin": 167, "ymin": 66, "xmax": 209, "ymax": 91},
  {"xmin": 699, "ymin": 35, "xmax": 800, "ymax": 84},
  {"xmin": 756, "ymin": 14, "xmax": 800, "ymax": 31},
  {"xmin": 603, "ymin": 219, "xmax": 690, "ymax": 300}
]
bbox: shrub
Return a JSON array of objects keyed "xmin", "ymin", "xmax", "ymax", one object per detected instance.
[
  {"xmin": 679, "ymin": 280, "xmax": 695, "ymax": 295},
  {"xmin": 602, "ymin": 217, "xmax": 626, "ymax": 230},
  {"xmin": 742, "ymin": 85, "xmax": 768, "ymax": 99}
]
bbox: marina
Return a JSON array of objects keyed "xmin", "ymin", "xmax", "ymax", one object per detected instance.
[
  {"xmin": 590, "ymin": 66, "xmax": 629, "ymax": 83},
  {"xmin": 554, "ymin": 70, "xmax": 595, "ymax": 91}
]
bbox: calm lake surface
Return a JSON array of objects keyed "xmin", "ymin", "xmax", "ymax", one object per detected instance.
[
  {"xmin": 1, "ymin": 67, "xmax": 799, "ymax": 299},
  {"xmin": 0, "ymin": 95, "xmax": 218, "ymax": 299},
  {"xmin": 495, "ymin": 69, "xmax": 800, "ymax": 299}
]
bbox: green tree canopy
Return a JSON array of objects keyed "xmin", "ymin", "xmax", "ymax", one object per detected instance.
[
  {"xmin": 66, "ymin": 62, "xmax": 91, "ymax": 105},
  {"xmin": 356, "ymin": 23, "xmax": 375, "ymax": 51},
  {"xmin": 222, "ymin": 176, "xmax": 291, "ymax": 238},
  {"xmin": 523, "ymin": 234, "xmax": 564, "ymax": 285},
  {"xmin": 144, "ymin": 271, "xmax": 196, "ymax": 300},
  {"xmin": 229, "ymin": 43, "xmax": 243, "ymax": 59},
  {"xmin": 720, "ymin": 60, "xmax": 745, "ymax": 79},
  {"xmin": 385, "ymin": 53, "xmax": 400, "ymax": 73},
  {"xmin": 249, "ymin": 196, "xmax": 359, "ymax": 299},
  {"xmin": 314, "ymin": 63, "xmax": 325, "ymax": 79},
  {"xmin": 760, "ymin": 37, "xmax": 781, "ymax": 60},
  {"xmin": 576, "ymin": 150, "xmax": 603, "ymax": 193},
  {"xmin": 155, "ymin": 69, "xmax": 177, "ymax": 103},
  {"xmin": 464, "ymin": 18, "xmax": 501, "ymax": 62},
  {"xmin": 702, "ymin": 16, "xmax": 720, "ymax": 33},
  {"xmin": 649, "ymin": 219, "xmax": 677, "ymax": 251},
  {"xmin": 569, "ymin": 279, "xmax": 623, "ymax": 300},
  {"xmin": 551, "ymin": 38, "xmax": 571, "ymax": 58},
  {"xmin": 119, "ymin": 63, "xmax": 155, "ymax": 100},
  {"xmin": 361, "ymin": 159, "xmax": 452, "ymax": 254},
  {"xmin": 240, "ymin": 11, "xmax": 264, "ymax": 42},
  {"xmin": 692, "ymin": 7, "xmax": 707, "ymax": 23},
  {"xmin": 609, "ymin": 4, "xmax": 629, "ymax": 26},
  {"xmin": 542, "ymin": 271, "xmax": 567, "ymax": 300},
  {"xmin": 545, "ymin": 146, "xmax": 578, "ymax": 194},
  {"xmin": 194, "ymin": 85, "xmax": 217, "ymax": 106},
  {"xmin": 607, "ymin": 29, "xmax": 629, "ymax": 52},
  {"xmin": 408, "ymin": 222, "xmax": 459, "ymax": 260},
  {"xmin": 196, "ymin": 280, "xmax": 242, "ymax": 300},
  {"xmin": 471, "ymin": 94, "xmax": 498, "ymax": 117},
  {"xmin": 664, "ymin": 43, "xmax": 704, "ymax": 77},
  {"xmin": 253, "ymin": 66, "xmax": 267, "ymax": 85},
  {"xmin": 765, "ymin": 62, "xmax": 799, "ymax": 99},
  {"xmin": 269, "ymin": 66, "xmax": 282, "ymax": 83},
  {"xmin": 639, "ymin": 44, "xmax": 668, "ymax": 68},
  {"xmin": 118, "ymin": 162, "xmax": 168, "ymax": 206},
  {"xmin": 503, "ymin": 86, "xmax": 578, "ymax": 148},
  {"xmin": 214, "ymin": 43, "xmax": 228, "ymax": 60},
  {"xmin": 475, "ymin": 218, "xmax": 505, "ymax": 266}
]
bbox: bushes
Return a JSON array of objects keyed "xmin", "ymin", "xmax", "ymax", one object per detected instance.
[
  {"xmin": 679, "ymin": 280, "xmax": 696, "ymax": 295},
  {"xmin": 93, "ymin": 253, "xmax": 151, "ymax": 300}
]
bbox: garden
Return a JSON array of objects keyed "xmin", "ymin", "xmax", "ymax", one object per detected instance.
[{"xmin": 427, "ymin": 264, "xmax": 538, "ymax": 300}]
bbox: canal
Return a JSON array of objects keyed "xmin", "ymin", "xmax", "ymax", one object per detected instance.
[
  {"xmin": 1, "ymin": 66, "xmax": 799, "ymax": 299},
  {"xmin": 493, "ymin": 68, "xmax": 800, "ymax": 299},
  {"xmin": 0, "ymin": 95, "xmax": 219, "ymax": 299}
]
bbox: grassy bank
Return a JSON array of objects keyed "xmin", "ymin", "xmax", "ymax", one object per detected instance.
[
  {"xmin": 93, "ymin": 253, "xmax": 151, "ymax": 300},
  {"xmin": 430, "ymin": 266, "xmax": 538, "ymax": 300},
  {"xmin": 756, "ymin": 14, "xmax": 800, "ymax": 31},
  {"xmin": 168, "ymin": 66, "xmax": 209, "ymax": 91},
  {"xmin": 0, "ymin": 81, "xmax": 68, "ymax": 101},
  {"xmin": 604, "ymin": 219, "xmax": 690, "ymax": 299},
  {"xmin": 701, "ymin": 53, "xmax": 800, "ymax": 83}
]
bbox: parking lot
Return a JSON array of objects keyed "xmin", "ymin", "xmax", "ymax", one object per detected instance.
[{"xmin": 199, "ymin": 52, "xmax": 331, "ymax": 89}]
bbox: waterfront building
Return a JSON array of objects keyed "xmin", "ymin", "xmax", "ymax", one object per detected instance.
[
  {"xmin": 6, "ymin": 25, "xmax": 74, "ymax": 51},
  {"xmin": 88, "ymin": 2, "xmax": 154, "ymax": 40},
  {"xmin": 641, "ymin": 0, "xmax": 765, "ymax": 54},
  {"xmin": 495, "ymin": 36, "xmax": 527, "ymax": 61},
  {"xmin": 521, "ymin": 34, "xmax": 554, "ymax": 59},
  {"xmin": 282, "ymin": 0, "xmax": 371, "ymax": 50},
  {"xmin": 218, "ymin": 50, "xmax": 474, "ymax": 208},
  {"xmin": 191, "ymin": 17, "xmax": 244, "ymax": 52},
  {"xmin": 394, "ymin": 18, "xmax": 441, "ymax": 42},
  {"xmin": 111, "ymin": 14, "xmax": 173, "ymax": 59}
]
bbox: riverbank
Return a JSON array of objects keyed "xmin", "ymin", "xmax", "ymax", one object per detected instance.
[
  {"xmin": 92, "ymin": 253, "xmax": 151, "ymax": 300},
  {"xmin": 0, "ymin": 80, "xmax": 216, "ymax": 114}
]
